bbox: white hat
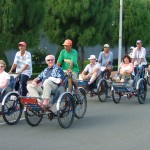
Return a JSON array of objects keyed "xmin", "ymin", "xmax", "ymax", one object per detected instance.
[
  {"xmin": 88, "ymin": 55, "xmax": 96, "ymax": 60},
  {"xmin": 130, "ymin": 46, "xmax": 134, "ymax": 50},
  {"xmin": 104, "ymin": 44, "xmax": 110, "ymax": 48}
]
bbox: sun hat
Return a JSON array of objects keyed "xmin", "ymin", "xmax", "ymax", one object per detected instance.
[
  {"xmin": 63, "ymin": 39, "xmax": 72, "ymax": 46},
  {"xmin": 104, "ymin": 44, "xmax": 110, "ymax": 48},
  {"xmin": 18, "ymin": 41, "xmax": 26, "ymax": 47},
  {"xmin": 136, "ymin": 40, "xmax": 142, "ymax": 44},
  {"xmin": 88, "ymin": 55, "xmax": 96, "ymax": 60}
]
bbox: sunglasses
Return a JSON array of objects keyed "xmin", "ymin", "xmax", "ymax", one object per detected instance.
[
  {"xmin": 46, "ymin": 59, "xmax": 54, "ymax": 62},
  {"xmin": 0, "ymin": 65, "xmax": 4, "ymax": 68},
  {"xmin": 104, "ymin": 47, "xmax": 109, "ymax": 48}
]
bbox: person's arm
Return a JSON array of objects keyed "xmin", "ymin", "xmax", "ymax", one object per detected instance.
[
  {"xmin": 9, "ymin": 64, "xmax": 17, "ymax": 73},
  {"xmin": 57, "ymin": 51, "xmax": 63, "ymax": 67},
  {"xmin": 0, "ymin": 79, "xmax": 10, "ymax": 89}
]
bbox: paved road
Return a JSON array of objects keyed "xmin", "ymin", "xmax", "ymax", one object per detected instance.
[{"xmin": 0, "ymin": 86, "xmax": 150, "ymax": 150}]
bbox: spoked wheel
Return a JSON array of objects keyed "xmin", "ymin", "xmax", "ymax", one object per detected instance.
[
  {"xmin": 2, "ymin": 92, "xmax": 23, "ymax": 125},
  {"xmin": 112, "ymin": 90, "xmax": 121, "ymax": 104},
  {"xmin": 137, "ymin": 80, "xmax": 147, "ymax": 104},
  {"xmin": 57, "ymin": 93, "xmax": 75, "ymax": 129},
  {"xmin": 74, "ymin": 88, "xmax": 87, "ymax": 119},
  {"xmin": 97, "ymin": 80, "xmax": 108, "ymax": 102},
  {"xmin": 25, "ymin": 108, "xmax": 43, "ymax": 127}
]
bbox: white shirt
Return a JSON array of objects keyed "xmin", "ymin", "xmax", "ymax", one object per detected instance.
[
  {"xmin": 84, "ymin": 62, "xmax": 101, "ymax": 76},
  {"xmin": 0, "ymin": 71, "xmax": 10, "ymax": 87},
  {"xmin": 132, "ymin": 47, "xmax": 147, "ymax": 66},
  {"xmin": 14, "ymin": 50, "xmax": 32, "ymax": 77}
]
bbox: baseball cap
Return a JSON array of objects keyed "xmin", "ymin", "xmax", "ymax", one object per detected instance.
[
  {"xmin": 136, "ymin": 40, "xmax": 142, "ymax": 44},
  {"xmin": 63, "ymin": 39, "xmax": 72, "ymax": 46},
  {"xmin": 104, "ymin": 44, "xmax": 110, "ymax": 48},
  {"xmin": 88, "ymin": 55, "xmax": 96, "ymax": 60},
  {"xmin": 18, "ymin": 41, "xmax": 26, "ymax": 47}
]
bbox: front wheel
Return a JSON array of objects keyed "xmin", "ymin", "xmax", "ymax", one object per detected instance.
[
  {"xmin": 112, "ymin": 90, "xmax": 121, "ymax": 104},
  {"xmin": 97, "ymin": 80, "xmax": 108, "ymax": 102},
  {"xmin": 74, "ymin": 88, "xmax": 87, "ymax": 119},
  {"xmin": 137, "ymin": 80, "xmax": 147, "ymax": 104},
  {"xmin": 57, "ymin": 93, "xmax": 75, "ymax": 128},
  {"xmin": 25, "ymin": 109, "xmax": 43, "ymax": 127},
  {"xmin": 2, "ymin": 92, "xmax": 23, "ymax": 125}
]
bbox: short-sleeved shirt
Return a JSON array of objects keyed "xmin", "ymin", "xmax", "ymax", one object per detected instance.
[
  {"xmin": 57, "ymin": 49, "xmax": 79, "ymax": 73},
  {"xmin": 37, "ymin": 65, "xmax": 64, "ymax": 83},
  {"xmin": 132, "ymin": 47, "xmax": 147, "ymax": 66},
  {"xmin": 84, "ymin": 62, "xmax": 101, "ymax": 76},
  {"xmin": 98, "ymin": 51, "xmax": 113, "ymax": 68},
  {"xmin": 14, "ymin": 50, "xmax": 32, "ymax": 77},
  {"xmin": 0, "ymin": 71, "xmax": 10, "ymax": 87}
]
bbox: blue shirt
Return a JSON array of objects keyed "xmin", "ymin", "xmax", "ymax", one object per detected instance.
[
  {"xmin": 37, "ymin": 65, "xmax": 64, "ymax": 83},
  {"xmin": 98, "ymin": 51, "xmax": 113, "ymax": 68}
]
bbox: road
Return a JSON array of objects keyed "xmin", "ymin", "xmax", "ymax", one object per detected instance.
[{"xmin": 0, "ymin": 86, "xmax": 150, "ymax": 150}]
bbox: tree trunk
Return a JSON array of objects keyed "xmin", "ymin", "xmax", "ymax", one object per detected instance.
[{"xmin": 80, "ymin": 46, "xmax": 85, "ymax": 72}]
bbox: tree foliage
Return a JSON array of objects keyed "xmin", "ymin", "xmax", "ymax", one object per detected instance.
[
  {"xmin": 0, "ymin": 0, "xmax": 46, "ymax": 50},
  {"xmin": 44, "ymin": 0, "xmax": 113, "ymax": 48},
  {"xmin": 112, "ymin": 0, "xmax": 150, "ymax": 53}
]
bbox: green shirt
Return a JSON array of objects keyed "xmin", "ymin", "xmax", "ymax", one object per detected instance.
[{"xmin": 57, "ymin": 48, "xmax": 79, "ymax": 73}]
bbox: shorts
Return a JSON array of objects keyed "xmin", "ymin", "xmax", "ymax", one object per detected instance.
[{"xmin": 72, "ymin": 72, "xmax": 78, "ymax": 82}]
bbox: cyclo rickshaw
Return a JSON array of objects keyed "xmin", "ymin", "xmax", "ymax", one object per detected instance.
[
  {"xmin": 1, "ymin": 71, "xmax": 87, "ymax": 128},
  {"xmin": 77, "ymin": 66, "xmax": 111, "ymax": 102},
  {"xmin": 111, "ymin": 65, "xmax": 147, "ymax": 104}
]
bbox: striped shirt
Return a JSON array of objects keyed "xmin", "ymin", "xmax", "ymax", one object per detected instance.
[{"xmin": 14, "ymin": 50, "xmax": 32, "ymax": 77}]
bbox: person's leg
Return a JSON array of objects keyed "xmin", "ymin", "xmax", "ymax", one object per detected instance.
[
  {"xmin": 27, "ymin": 84, "xmax": 43, "ymax": 104},
  {"xmin": 42, "ymin": 79, "xmax": 58, "ymax": 107},
  {"xmin": 106, "ymin": 67, "xmax": 112, "ymax": 79},
  {"xmin": 19, "ymin": 74, "xmax": 29, "ymax": 96},
  {"xmin": 88, "ymin": 72, "xmax": 98, "ymax": 85},
  {"xmin": 71, "ymin": 72, "xmax": 78, "ymax": 94}
]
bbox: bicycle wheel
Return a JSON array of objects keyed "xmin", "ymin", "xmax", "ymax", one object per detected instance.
[
  {"xmin": 74, "ymin": 88, "xmax": 87, "ymax": 119},
  {"xmin": 112, "ymin": 90, "xmax": 121, "ymax": 104},
  {"xmin": 57, "ymin": 93, "xmax": 75, "ymax": 129},
  {"xmin": 2, "ymin": 92, "xmax": 23, "ymax": 125},
  {"xmin": 97, "ymin": 80, "xmax": 108, "ymax": 102},
  {"xmin": 137, "ymin": 80, "xmax": 147, "ymax": 104},
  {"xmin": 25, "ymin": 108, "xmax": 43, "ymax": 127}
]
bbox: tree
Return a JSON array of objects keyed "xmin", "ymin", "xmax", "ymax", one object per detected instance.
[
  {"xmin": 44, "ymin": 0, "xmax": 113, "ymax": 70},
  {"xmin": 0, "ymin": 0, "xmax": 46, "ymax": 50},
  {"xmin": 112, "ymin": 0, "xmax": 150, "ymax": 53}
]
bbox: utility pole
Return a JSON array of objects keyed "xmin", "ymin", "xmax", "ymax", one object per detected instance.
[{"xmin": 118, "ymin": 0, "xmax": 123, "ymax": 70}]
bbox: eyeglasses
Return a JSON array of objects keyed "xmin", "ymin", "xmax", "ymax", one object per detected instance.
[
  {"xmin": 0, "ymin": 65, "xmax": 4, "ymax": 68},
  {"xmin": 46, "ymin": 59, "xmax": 54, "ymax": 62},
  {"xmin": 104, "ymin": 47, "xmax": 109, "ymax": 48}
]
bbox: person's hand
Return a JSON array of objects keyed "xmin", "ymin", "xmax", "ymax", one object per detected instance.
[
  {"xmin": 67, "ymin": 68, "xmax": 72, "ymax": 72},
  {"xmin": 8, "ymin": 71, "xmax": 12, "ymax": 74},
  {"xmin": 31, "ymin": 81, "xmax": 38, "ymax": 87}
]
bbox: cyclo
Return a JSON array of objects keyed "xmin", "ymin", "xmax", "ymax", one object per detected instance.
[
  {"xmin": 111, "ymin": 65, "xmax": 147, "ymax": 104},
  {"xmin": 77, "ymin": 66, "xmax": 110, "ymax": 102},
  {"xmin": 1, "ymin": 71, "xmax": 87, "ymax": 128}
]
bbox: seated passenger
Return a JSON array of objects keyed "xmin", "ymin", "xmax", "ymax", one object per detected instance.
[
  {"xmin": 132, "ymin": 40, "xmax": 147, "ymax": 78},
  {"xmin": 114, "ymin": 54, "xmax": 134, "ymax": 83},
  {"xmin": 81, "ymin": 55, "xmax": 101, "ymax": 85},
  {"xmin": 0, "ymin": 60, "xmax": 10, "ymax": 94},
  {"xmin": 98, "ymin": 44, "xmax": 113, "ymax": 80},
  {"xmin": 27, "ymin": 55, "xmax": 64, "ymax": 109}
]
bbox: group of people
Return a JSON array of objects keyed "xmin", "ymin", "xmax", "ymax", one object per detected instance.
[
  {"xmin": 0, "ymin": 39, "xmax": 148, "ymax": 111},
  {"xmin": 81, "ymin": 40, "xmax": 147, "ymax": 85}
]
